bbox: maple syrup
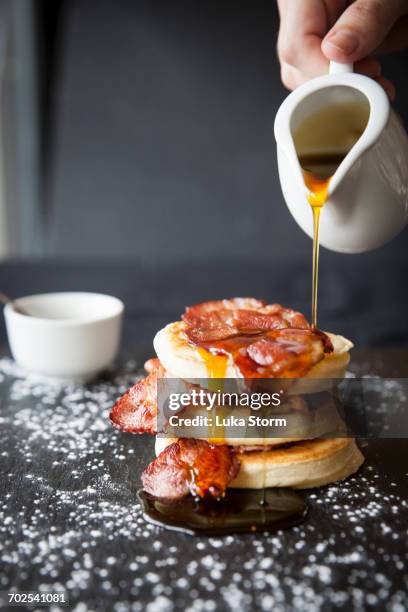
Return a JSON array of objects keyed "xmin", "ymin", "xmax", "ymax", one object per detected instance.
[
  {"xmin": 301, "ymin": 157, "xmax": 337, "ymax": 329},
  {"xmin": 188, "ymin": 343, "xmax": 275, "ymax": 529},
  {"xmin": 197, "ymin": 347, "xmax": 228, "ymax": 379},
  {"xmin": 293, "ymin": 99, "xmax": 370, "ymax": 327},
  {"xmin": 138, "ymin": 487, "xmax": 306, "ymax": 536},
  {"xmin": 197, "ymin": 347, "xmax": 228, "ymax": 442},
  {"xmin": 187, "ymin": 341, "xmax": 295, "ymax": 531}
]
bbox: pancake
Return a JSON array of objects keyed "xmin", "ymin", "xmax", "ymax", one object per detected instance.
[
  {"xmin": 111, "ymin": 297, "xmax": 363, "ymax": 505},
  {"xmin": 232, "ymin": 437, "xmax": 363, "ymax": 489},
  {"xmin": 155, "ymin": 436, "xmax": 363, "ymax": 489},
  {"xmin": 160, "ymin": 396, "xmax": 347, "ymax": 447},
  {"xmin": 154, "ymin": 321, "xmax": 353, "ymax": 383}
]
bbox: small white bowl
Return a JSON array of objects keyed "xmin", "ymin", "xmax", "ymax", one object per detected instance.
[{"xmin": 4, "ymin": 292, "xmax": 124, "ymax": 382}]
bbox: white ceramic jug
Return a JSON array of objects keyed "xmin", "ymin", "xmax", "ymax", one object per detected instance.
[{"xmin": 274, "ymin": 62, "xmax": 408, "ymax": 253}]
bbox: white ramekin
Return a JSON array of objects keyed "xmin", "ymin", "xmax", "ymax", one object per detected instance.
[{"xmin": 4, "ymin": 292, "xmax": 124, "ymax": 382}]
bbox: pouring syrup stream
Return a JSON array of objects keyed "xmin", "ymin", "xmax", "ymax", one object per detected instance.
[
  {"xmin": 293, "ymin": 98, "xmax": 370, "ymax": 328},
  {"xmin": 300, "ymin": 152, "xmax": 346, "ymax": 328}
]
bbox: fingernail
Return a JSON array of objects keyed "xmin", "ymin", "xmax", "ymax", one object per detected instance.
[{"xmin": 325, "ymin": 29, "xmax": 359, "ymax": 56}]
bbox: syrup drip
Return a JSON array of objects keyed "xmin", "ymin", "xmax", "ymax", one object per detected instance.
[
  {"xmin": 197, "ymin": 347, "xmax": 228, "ymax": 443},
  {"xmin": 293, "ymin": 97, "xmax": 369, "ymax": 329},
  {"xmin": 197, "ymin": 348, "xmax": 228, "ymax": 379},
  {"xmin": 302, "ymin": 167, "xmax": 332, "ymax": 329},
  {"xmin": 137, "ymin": 488, "xmax": 307, "ymax": 536},
  {"xmin": 300, "ymin": 152, "xmax": 347, "ymax": 328},
  {"xmin": 195, "ymin": 335, "xmax": 278, "ymax": 534}
]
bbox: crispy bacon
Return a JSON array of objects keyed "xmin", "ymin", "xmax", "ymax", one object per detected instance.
[
  {"xmin": 183, "ymin": 299, "xmax": 266, "ymax": 343},
  {"xmin": 183, "ymin": 298, "xmax": 266, "ymax": 326},
  {"xmin": 185, "ymin": 310, "xmax": 236, "ymax": 343},
  {"xmin": 110, "ymin": 360, "xmax": 165, "ymax": 434},
  {"xmin": 181, "ymin": 298, "xmax": 328, "ymax": 377},
  {"xmin": 233, "ymin": 309, "xmax": 288, "ymax": 332},
  {"xmin": 279, "ymin": 308, "xmax": 310, "ymax": 329},
  {"xmin": 183, "ymin": 298, "xmax": 310, "ymax": 344},
  {"xmin": 144, "ymin": 357, "xmax": 162, "ymax": 374},
  {"xmin": 245, "ymin": 328, "xmax": 331, "ymax": 378},
  {"xmin": 141, "ymin": 439, "xmax": 240, "ymax": 499}
]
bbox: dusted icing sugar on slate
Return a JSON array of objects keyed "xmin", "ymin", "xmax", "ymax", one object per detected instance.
[{"xmin": 0, "ymin": 357, "xmax": 408, "ymax": 611}]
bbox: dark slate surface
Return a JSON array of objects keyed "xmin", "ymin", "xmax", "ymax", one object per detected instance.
[
  {"xmin": 47, "ymin": 0, "xmax": 408, "ymax": 264},
  {"xmin": 0, "ymin": 355, "xmax": 408, "ymax": 612},
  {"xmin": 0, "ymin": 260, "xmax": 408, "ymax": 611},
  {"xmin": 1, "ymin": 257, "xmax": 408, "ymax": 349}
]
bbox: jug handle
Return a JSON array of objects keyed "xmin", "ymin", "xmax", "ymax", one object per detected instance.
[{"xmin": 329, "ymin": 61, "xmax": 353, "ymax": 74}]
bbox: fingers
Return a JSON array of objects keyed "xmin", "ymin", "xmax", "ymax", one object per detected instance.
[
  {"xmin": 281, "ymin": 54, "xmax": 395, "ymax": 100},
  {"xmin": 277, "ymin": 0, "xmax": 403, "ymax": 96},
  {"xmin": 281, "ymin": 56, "xmax": 381, "ymax": 92},
  {"xmin": 279, "ymin": 32, "xmax": 329, "ymax": 78},
  {"xmin": 277, "ymin": 0, "xmax": 330, "ymax": 78},
  {"xmin": 280, "ymin": 63, "xmax": 305, "ymax": 90},
  {"xmin": 322, "ymin": 0, "xmax": 407, "ymax": 63}
]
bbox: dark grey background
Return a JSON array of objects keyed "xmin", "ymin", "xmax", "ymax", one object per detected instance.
[
  {"xmin": 1, "ymin": 0, "xmax": 407, "ymax": 348},
  {"xmin": 45, "ymin": 0, "xmax": 408, "ymax": 263},
  {"xmin": 1, "ymin": 6, "xmax": 408, "ymax": 607}
]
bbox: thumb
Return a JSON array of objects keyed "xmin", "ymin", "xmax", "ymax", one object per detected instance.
[{"xmin": 322, "ymin": 0, "xmax": 405, "ymax": 63}]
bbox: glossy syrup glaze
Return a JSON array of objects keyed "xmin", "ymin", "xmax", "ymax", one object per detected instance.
[
  {"xmin": 138, "ymin": 487, "xmax": 307, "ymax": 536},
  {"xmin": 197, "ymin": 329, "xmax": 330, "ymax": 379}
]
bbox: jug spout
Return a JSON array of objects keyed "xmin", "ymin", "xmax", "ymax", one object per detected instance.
[
  {"xmin": 275, "ymin": 70, "xmax": 389, "ymax": 198},
  {"xmin": 274, "ymin": 65, "xmax": 408, "ymax": 253}
]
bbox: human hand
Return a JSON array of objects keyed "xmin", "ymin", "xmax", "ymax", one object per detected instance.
[{"xmin": 277, "ymin": 0, "xmax": 408, "ymax": 99}]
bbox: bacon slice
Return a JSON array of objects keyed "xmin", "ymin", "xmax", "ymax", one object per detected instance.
[
  {"xmin": 181, "ymin": 298, "xmax": 328, "ymax": 377},
  {"xmin": 110, "ymin": 360, "xmax": 165, "ymax": 434},
  {"xmin": 183, "ymin": 299, "xmax": 266, "ymax": 343},
  {"xmin": 144, "ymin": 357, "xmax": 162, "ymax": 374},
  {"xmin": 279, "ymin": 308, "xmax": 310, "ymax": 329},
  {"xmin": 183, "ymin": 298, "xmax": 266, "ymax": 326},
  {"xmin": 183, "ymin": 298, "xmax": 310, "ymax": 344},
  {"xmin": 233, "ymin": 309, "xmax": 289, "ymax": 332},
  {"xmin": 245, "ymin": 328, "xmax": 332, "ymax": 378},
  {"xmin": 185, "ymin": 310, "xmax": 237, "ymax": 342},
  {"xmin": 141, "ymin": 439, "xmax": 240, "ymax": 499}
]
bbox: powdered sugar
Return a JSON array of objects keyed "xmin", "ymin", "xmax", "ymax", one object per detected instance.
[{"xmin": 0, "ymin": 357, "xmax": 407, "ymax": 611}]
